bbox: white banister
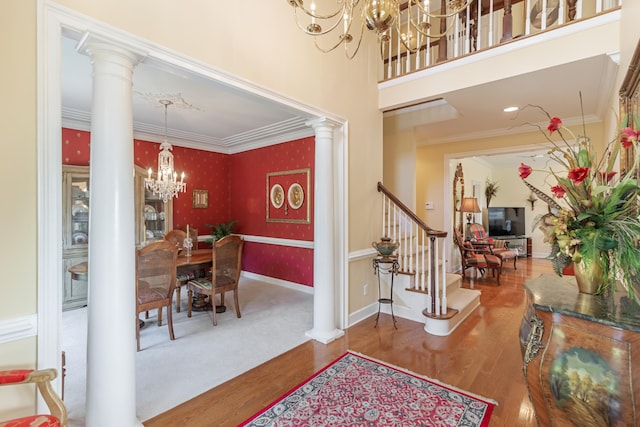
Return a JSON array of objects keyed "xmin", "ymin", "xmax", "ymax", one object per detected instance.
[{"xmin": 382, "ymin": 0, "xmax": 618, "ymax": 82}]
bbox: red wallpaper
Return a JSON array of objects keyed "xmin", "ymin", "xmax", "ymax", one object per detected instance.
[
  {"xmin": 230, "ymin": 137, "xmax": 315, "ymax": 286},
  {"xmin": 62, "ymin": 129, "xmax": 314, "ymax": 287}
]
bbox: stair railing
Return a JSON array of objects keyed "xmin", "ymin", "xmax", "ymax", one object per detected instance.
[{"xmin": 377, "ymin": 182, "xmax": 449, "ymax": 316}]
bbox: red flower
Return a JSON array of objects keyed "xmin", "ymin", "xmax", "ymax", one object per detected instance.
[
  {"xmin": 599, "ymin": 171, "xmax": 617, "ymax": 182},
  {"xmin": 620, "ymin": 127, "xmax": 638, "ymax": 148},
  {"xmin": 519, "ymin": 163, "xmax": 532, "ymax": 179},
  {"xmin": 550, "ymin": 185, "xmax": 565, "ymax": 198},
  {"xmin": 547, "ymin": 117, "xmax": 562, "ymax": 134},
  {"xmin": 567, "ymin": 167, "xmax": 590, "ymax": 185}
]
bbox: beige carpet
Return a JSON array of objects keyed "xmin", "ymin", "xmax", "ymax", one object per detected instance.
[{"xmin": 61, "ymin": 277, "xmax": 314, "ymax": 426}]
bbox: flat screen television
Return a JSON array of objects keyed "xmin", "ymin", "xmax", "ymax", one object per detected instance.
[{"xmin": 487, "ymin": 207, "xmax": 526, "ymax": 237}]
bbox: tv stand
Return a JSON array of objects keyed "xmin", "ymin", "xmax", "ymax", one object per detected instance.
[{"xmin": 493, "ymin": 236, "xmax": 527, "ymax": 257}]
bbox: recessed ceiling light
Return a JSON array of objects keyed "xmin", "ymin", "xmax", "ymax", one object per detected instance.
[{"xmin": 503, "ymin": 106, "xmax": 519, "ymax": 112}]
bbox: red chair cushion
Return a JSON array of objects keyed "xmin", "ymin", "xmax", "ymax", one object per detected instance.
[
  {"xmin": 0, "ymin": 370, "xmax": 33, "ymax": 384},
  {"xmin": 0, "ymin": 415, "xmax": 60, "ymax": 427}
]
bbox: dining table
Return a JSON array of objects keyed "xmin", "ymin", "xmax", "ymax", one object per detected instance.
[{"xmin": 176, "ymin": 248, "xmax": 226, "ymax": 313}]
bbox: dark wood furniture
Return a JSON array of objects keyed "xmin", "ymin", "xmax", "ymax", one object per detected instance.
[
  {"xmin": 520, "ymin": 274, "xmax": 640, "ymax": 426},
  {"xmin": 136, "ymin": 240, "xmax": 179, "ymax": 351},
  {"xmin": 453, "ymin": 224, "xmax": 502, "ymax": 285},
  {"xmin": 187, "ymin": 235, "xmax": 244, "ymax": 326}
]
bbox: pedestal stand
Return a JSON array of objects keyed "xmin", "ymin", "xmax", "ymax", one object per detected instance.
[{"xmin": 372, "ymin": 256, "xmax": 399, "ymax": 329}]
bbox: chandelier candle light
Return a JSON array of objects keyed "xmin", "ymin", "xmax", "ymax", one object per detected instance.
[
  {"xmin": 145, "ymin": 100, "xmax": 186, "ymax": 203},
  {"xmin": 287, "ymin": 0, "xmax": 474, "ymax": 59}
]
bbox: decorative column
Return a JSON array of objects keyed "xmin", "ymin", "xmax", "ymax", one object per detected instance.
[
  {"xmin": 305, "ymin": 118, "xmax": 344, "ymax": 344},
  {"xmin": 77, "ymin": 34, "xmax": 144, "ymax": 427}
]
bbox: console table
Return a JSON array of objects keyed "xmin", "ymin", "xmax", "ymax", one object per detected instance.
[
  {"xmin": 520, "ymin": 274, "xmax": 640, "ymax": 426},
  {"xmin": 372, "ymin": 256, "xmax": 399, "ymax": 329}
]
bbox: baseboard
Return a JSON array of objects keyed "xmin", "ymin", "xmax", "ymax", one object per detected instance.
[{"xmin": 241, "ymin": 271, "xmax": 314, "ymax": 294}]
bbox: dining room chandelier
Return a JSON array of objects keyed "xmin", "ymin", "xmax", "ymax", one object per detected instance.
[
  {"xmin": 286, "ymin": 0, "xmax": 474, "ymax": 59},
  {"xmin": 144, "ymin": 100, "xmax": 186, "ymax": 203}
]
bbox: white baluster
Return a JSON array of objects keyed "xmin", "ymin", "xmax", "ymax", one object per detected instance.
[
  {"xmin": 439, "ymin": 237, "xmax": 446, "ymax": 315},
  {"xmin": 421, "ymin": 229, "xmax": 425, "ymax": 291}
]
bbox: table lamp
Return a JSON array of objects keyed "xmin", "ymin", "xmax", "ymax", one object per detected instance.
[{"xmin": 459, "ymin": 197, "xmax": 481, "ymax": 240}]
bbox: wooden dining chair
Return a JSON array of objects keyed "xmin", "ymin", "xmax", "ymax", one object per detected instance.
[
  {"xmin": 187, "ymin": 235, "xmax": 244, "ymax": 326},
  {"xmin": 136, "ymin": 240, "xmax": 179, "ymax": 351},
  {"xmin": 0, "ymin": 368, "xmax": 67, "ymax": 427},
  {"xmin": 163, "ymin": 228, "xmax": 197, "ymax": 312}
]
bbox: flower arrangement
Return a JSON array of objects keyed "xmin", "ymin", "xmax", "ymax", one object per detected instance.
[{"xmin": 518, "ymin": 101, "xmax": 640, "ymax": 298}]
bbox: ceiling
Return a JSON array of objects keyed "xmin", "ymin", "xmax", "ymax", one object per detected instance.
[{"xmin": 62, "ymin": 34, "xmax": 619, "ymax": 165}]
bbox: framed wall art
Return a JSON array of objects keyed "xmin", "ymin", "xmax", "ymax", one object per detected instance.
[
  {"xmin": 266, "ymin": 168, "xmax": 310, "ymax": 223},
  {"xmin": 192, "ymin": 189, "xmax": 208, "ymax": 208}
]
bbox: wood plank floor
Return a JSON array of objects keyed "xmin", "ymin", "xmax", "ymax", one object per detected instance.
[{"xmin": 145, "ymin": 258, "xmax": 555, "ymax": 426}]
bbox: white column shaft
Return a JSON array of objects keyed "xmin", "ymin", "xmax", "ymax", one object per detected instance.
[
  {"xmin": 81, "ymin": 39, "xmax": 142, "ymax": 427},
  {"xmin": 306, "ymin": 119, "xmax": 344, "ymax": 344}
]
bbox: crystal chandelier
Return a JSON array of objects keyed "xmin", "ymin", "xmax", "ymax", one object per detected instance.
[
  {"xmin": 144, "ymin": 100, "xmax": 186, "ymax": 203},
  {"xmin": 287, "ymin": 0, "xmax": 474, "ymax": 59}
]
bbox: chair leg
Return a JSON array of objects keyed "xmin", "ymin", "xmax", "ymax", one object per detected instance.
[
  {"xmin": 167, "ymin": 305, "xmax": 175, "ymax": 341},
  {"xmin": 136, "ymin": 313, "xmax": 141, "ymax": 352},
  {"xmin": 212, "ymin": 295, "xmax": 218, "ymax": 326},
  {"xmin": 157, "ymin": 308, "xmax": 163, "ymax": 327},
  {"xmin": 175, "ymin": 285, "xmax": 181, "ymax": 313},
  {"xmin": 513, "ymin": 256, "xmax": 517, "ymax": 270},
  {"xmin": 187, "ymin": 289, "xmax": 193, "ymax": 318},
  {"xmin": 233, "ymin": 288, "xmax": 241, "ymax": 319}
]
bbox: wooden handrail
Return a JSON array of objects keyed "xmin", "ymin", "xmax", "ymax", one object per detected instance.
[{"xmin": 377, "ymin": 182, "xmax": 447, "ymax": 238}]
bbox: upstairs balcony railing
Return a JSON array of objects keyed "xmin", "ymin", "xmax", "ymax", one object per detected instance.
[
  {"xmin": 381, "ymin": 0, "xmax": 621, "ymax": 81},
  {"xmin": 377, "ymin": 182, "xmax": 449, "ymax": 316}
]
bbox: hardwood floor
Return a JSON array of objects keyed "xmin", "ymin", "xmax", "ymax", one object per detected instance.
[{"xmin": 145, "ymin": 258, "xmax": 554, "ymax": 426}]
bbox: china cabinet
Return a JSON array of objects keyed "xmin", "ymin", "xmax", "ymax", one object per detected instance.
[
  {"xmin": 134, "ymin": 165, "xmax": 173, "ymax": 246},
  {"xmin": 61, "ymin": 165, "xmax": 173, "ymax": 310},
  {"xmin": 62, "ymin": 165, "xmax": 90, "ymax": 310}
]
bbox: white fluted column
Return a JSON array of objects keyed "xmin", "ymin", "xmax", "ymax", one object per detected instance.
[
  {"xmin": 305, "ymin": 118, "xmax": 344, "ymax": 344},
  {"xmin": 77, "ymin": 34, "xmax": 144, "ymax": 427}
]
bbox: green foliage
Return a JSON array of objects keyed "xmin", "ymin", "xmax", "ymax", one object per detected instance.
[{"xmin": 205, "ymin": 220, "xmax": 236, "ymax": 241}]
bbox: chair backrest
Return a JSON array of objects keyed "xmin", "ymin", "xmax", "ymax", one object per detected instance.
[
  {"xmin": 468, "ymin": 223, "xmax": 488, "ymax": 240},
  {"xmin": 164, "ymin": 229, "xmax": 187, "ymax": 249},
  {"xmin": 136, "ymin": 240, "xmax": 179, "ymax": 302},
  {"xmin": 212, "ymin": 235, "xmax": 244, "ymax": 286}
]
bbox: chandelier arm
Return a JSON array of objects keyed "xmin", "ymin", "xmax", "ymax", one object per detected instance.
[
  {"xmin": 344, "ymin": 21, "xmax": 366, "ymax": 59},
  {"xmin": 409, "ymin": 0, "xmax": 474, "ymax": 19},
  {"xmin": 403, "ymin": 11, "xmax": 460, "ymax": 39},
  {"xmin": 294, "ymin": 6, "xmax": 349, "ymax": 36},
  {"xmin": 290, "ymin": 0, "xmax": 349, "ymax": 21}
]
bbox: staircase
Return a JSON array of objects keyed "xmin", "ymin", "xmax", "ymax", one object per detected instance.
[{"xmin": 377, "ymin": 182, "xmax": 481, "ymax": 336}]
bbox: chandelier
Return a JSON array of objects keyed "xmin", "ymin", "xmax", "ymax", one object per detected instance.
[
  {"xmin": 287, "ymin": 0, "xmax": 474, "ymax": 59},
  {"xmin": 144, "ymin": 100, "xmax": 186, "ymax": 203}
]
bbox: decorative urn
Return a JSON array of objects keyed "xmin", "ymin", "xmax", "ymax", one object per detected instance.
[{"xmin": 372, "ymin": 236, "xmax": 398, "ymax": 257}]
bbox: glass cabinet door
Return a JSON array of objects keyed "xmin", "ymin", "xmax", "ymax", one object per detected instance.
[
  {"xmin": 144, "ymin": 190, "xmax": 168, "ymax": 242},
  {"xmin": 63, "ymin": 166, "xmax": 90, "ymax": 251}
]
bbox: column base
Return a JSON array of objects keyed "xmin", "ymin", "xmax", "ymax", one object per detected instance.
[{"xmin": 305, "ymin": 328, "xmax": 345, "ymax": 344}]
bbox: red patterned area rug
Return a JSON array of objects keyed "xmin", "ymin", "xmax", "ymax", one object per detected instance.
[{"xmin": 240, "ymin": 351, "xmax": 496, "ymax": 427}]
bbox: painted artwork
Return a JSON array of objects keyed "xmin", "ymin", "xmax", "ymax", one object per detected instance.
[
  {"xmin": 541, "ymin": 324, "xmax": 633, "ymax": 427},
  {"xmin": 549, "ymin": 347, "xmax": 620, "ymax": 426}
]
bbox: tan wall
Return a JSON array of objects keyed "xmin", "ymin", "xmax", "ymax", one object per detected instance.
[{"xmin": 0, "ymin": 0, "xmax": 38, "ymax": 414}]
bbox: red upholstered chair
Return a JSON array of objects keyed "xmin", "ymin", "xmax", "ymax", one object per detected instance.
[
  {"xmin": 454, "ymin": 225, "xmax": 502, "ymax": 285},
  {"xmin": 0, "ymin": 368, "xmax": 67, "ymax": 427},
  {"xmin": 468, "ymin": 223, "xmax": 494, "ymax": 245},
  {"xmin": 492, "ymin": 239, "xmax": 519, "ymax": 271}
]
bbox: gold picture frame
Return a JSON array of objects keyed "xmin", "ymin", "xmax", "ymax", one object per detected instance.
[
  {"xmin": 266, "ymin": 168, "xmax": 310, "ymax": 223},
  {"xmin": 192, "ymin": 189, "xmax": 208, "ymax": 208}
]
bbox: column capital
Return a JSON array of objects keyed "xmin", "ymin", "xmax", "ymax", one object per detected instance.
[
  {"xmin": 76, "ymin": 31, "xmax": 147, "ymax": 67},
  {"xmin": 306, "ymin": 117, "xmax": 339, "ymax": 131}
]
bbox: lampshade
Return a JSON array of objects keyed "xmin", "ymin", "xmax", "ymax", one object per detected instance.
[{"xmin": 459, "ymin": 197, "xmax": 481, "ymax": 213}]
